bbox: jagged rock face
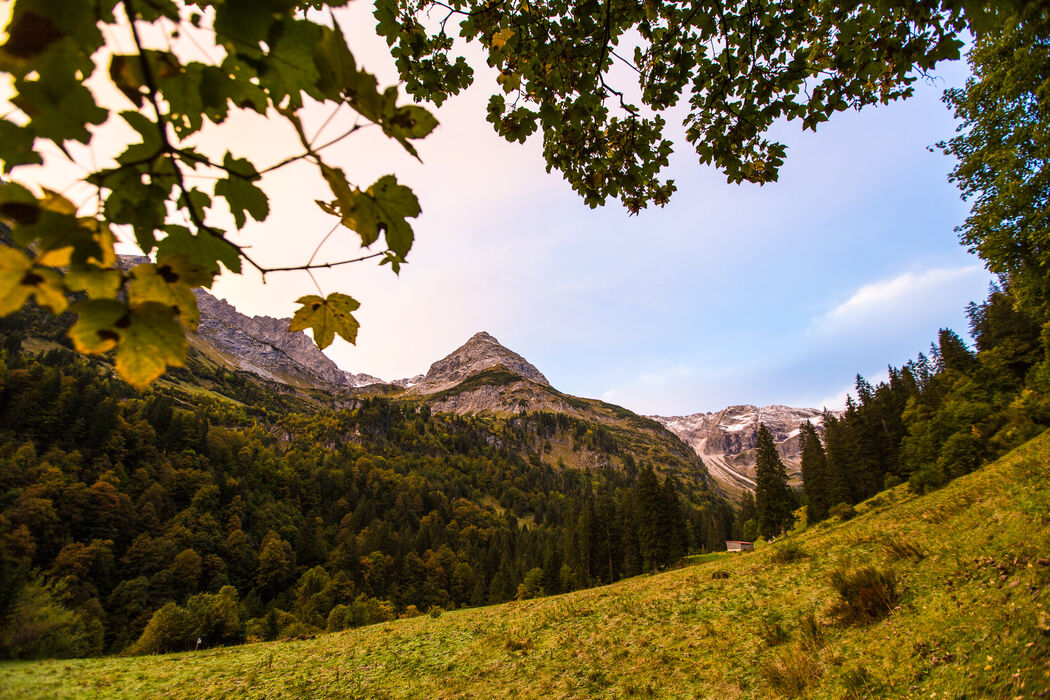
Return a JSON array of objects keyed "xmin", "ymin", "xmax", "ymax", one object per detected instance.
[
  {"xmin": 391, "ymin": 374, "xmax": 425, "ymax": 388},
  {"xmin": 192, "ymin": 289, "xmax": 381, "ymax": 389},
  {"xmin": 407, "ymin": 331, "xmax": 550, "ymax": 395},
  {"xmin": 652, "ymin": 405, "xmax": 827, "ymax": 500}
]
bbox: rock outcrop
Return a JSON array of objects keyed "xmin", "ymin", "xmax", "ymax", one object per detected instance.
[
  {"xmin": 652, "ymin": 405, "xmax": 828, "ymax": 500},
  {"xmin": 192, "ymin": 289, "xmax": 381, "ymax": 389},
  {"xmin": 406, "ymin": 331, "xmax": 550, "ymax": 395}
]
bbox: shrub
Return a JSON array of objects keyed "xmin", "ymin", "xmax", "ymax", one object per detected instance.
[
  {"xmin": 428, "ymin": 606, "xmax": 443, "ymax": 619},
  {"xmin": 797, "ymin": 611, "xmax": 824, "ymax": 650},
  {"xmin": 936, "ymin": 430, "xmax": 983, "ymax": 479},
  {"xmin": 829, "ymin": 565, "xmax": 899, "ymax": 623},
  {"xmin": 760, "ymin": 642, "xmax": 821, "ymax": 695},
  {"xmin": 131, "ymin": 602, "xmax": 192, "ymax": 655},
  {"xmin": 0, "ymin": 579, "xmax": 95, "ymax": 659},
  {"xmin": 841, "ymin": 665, "xmax": 884, "ymax": 698},
  {"xmin": 829, "ymin": 503, "xmax": 857, "ymax": 521},
  {"xmin": 909, "ymin": 462, "xmax": 947, "ymax": 493},
  {"xmin": 769, "ymin": 541, "xmax": 806, "ymax": 564},
  {"xmin": 882, "ymin": 535, "xmax": 925, "ymax": 562},
  {"xmin": 759, "ymin": 612, "xmax": 789, "ymax": 647},
  {"xmin": 325, "ymin": 604, "xmax": 350, "ymax": 632}
]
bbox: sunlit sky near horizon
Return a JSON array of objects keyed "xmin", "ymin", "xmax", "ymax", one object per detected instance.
[{"xmin": 6, "ymin": 5, "xmax": 994, "ymax": 416}]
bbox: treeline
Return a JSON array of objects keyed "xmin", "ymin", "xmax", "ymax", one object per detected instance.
[
  {"xmin": 0, "ymin": 320, "xmax": 731, "ymax": 659},
  {"xmin": 749, "ymin": 285, "xmax": 1050, "ymax": 537}
]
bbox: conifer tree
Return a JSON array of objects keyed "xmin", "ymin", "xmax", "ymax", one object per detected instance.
[
  {"xmin": 753, "ymin": 424, "xmax": 795, "ymax": 539},
  {"xmin": 799, "ymin": 422, "xmax": 830, "ymax": 522},
  {"xmin": 634, "ymin": 466, "xmax": 667, "ymax": 572}
]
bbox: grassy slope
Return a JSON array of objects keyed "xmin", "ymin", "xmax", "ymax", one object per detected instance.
[{"xmin": 3, "ymin": 433, "xmax": 1050, "ymax": 699}]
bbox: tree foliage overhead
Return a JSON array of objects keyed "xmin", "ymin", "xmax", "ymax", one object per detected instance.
[
  {"xmin": 379, "ymin": 0, "xmax": 1015, "ymax": 210},
  {"xmin": 0, "ymin": 0, "xmax": 436, "ymax": 388},
  {"xmin": 940, "ymin": 5, "xmax": 1050, "ymax": 315},
  {"xmin": 0, "ymin": 0, "xmax": 1029, "ymax": 391}
]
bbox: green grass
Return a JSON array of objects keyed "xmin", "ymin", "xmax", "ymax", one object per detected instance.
[{"xmin": 4, "ymin": 432, "xmax": 1050, "ymax": 698}]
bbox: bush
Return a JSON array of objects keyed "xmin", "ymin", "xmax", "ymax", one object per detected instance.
[
  {"xmin": 797, "ymin": 611, "xmax": 824, "ymax": 650},
  {"xmin": 841, "ymin": 665, "xmax": 884, "ymax": 698},
  {"xmin": 760, "ymin": 642, "xmax": 821, "ymax": 694},
  {"xmin": 769, "ymin": 541, "xmax": 806, "ymax": 564},
  {"xmin": 909, "ymin": 463, "xmax": 947, "ymax": 493},
  {"xmin": 325, "ymin": 604, "xmax": 350, "ymax": 632},
  {"xmin": 936, "ymin": 431, "xmax": 983, "ymax": 479},
  {"xmin": 0, "ymin": 579, "xmax": 96, "ymax": 659},
  {"xmin": 131, "ymin": 602, "xmax": 192, "ymax": 655},
  {"xmin": 829, "ymin": 503, "xmax": 857, "ymax": 521},
  {"xmin": 882, "ymin": 535, "xmax": 925, "ymax": 562},
  {"xmin": 829, "ymin": 565, "xmax": 899, "ymax": 623},
  {"xmin": 759, "ymin": 612, "xmax": 789, "ymax": 647}
]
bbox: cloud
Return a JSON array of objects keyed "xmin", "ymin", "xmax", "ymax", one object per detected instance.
[{"xmin": 815, "ymin": 265, "xmax": 989, "ymax": 333}]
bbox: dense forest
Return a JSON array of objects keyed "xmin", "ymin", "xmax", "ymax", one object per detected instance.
[
  {"xmin": 746, "ymin": 284, "xmax": 1050, "ymax": 538},
  {"xmin": 0, "ymin": 307, "xmax": 732, "ymax": 659}
]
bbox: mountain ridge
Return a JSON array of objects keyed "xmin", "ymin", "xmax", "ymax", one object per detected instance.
[{"xmin": 184, "ymin": 284, "xmax": 821, "ymax": 497}]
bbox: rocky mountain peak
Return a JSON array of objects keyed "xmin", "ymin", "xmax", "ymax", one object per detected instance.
[
  {"xmin": 652, "ymin": 404, "xmax": 830, "ymax": 501},
  {"xmin": 407, "ymin": 331, "xmax": 550, "ymax": 395},
  {"xmin": 191, "ymin": 288, "xmax": 382, "ymax": 389}
]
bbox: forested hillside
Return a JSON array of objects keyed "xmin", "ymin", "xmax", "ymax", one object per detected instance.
[
  {"xmin": 745, "ymin": 284, "xmax": 1050, "ymax": 538},
  {"xmin": 0, "ymin": 307, "xmax": 732, "ymax": 659}
]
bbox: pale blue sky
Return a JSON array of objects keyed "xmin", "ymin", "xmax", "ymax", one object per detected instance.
[{"xmin": 4, "ymin": 6, "xmax": 992, "ymax": 416}]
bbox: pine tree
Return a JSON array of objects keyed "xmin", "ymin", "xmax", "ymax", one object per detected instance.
[
  {"xmin": 753, "ymin": 424, "xmax": 795, "ymax": 539},
  {"xmin": 799, "ymin": 422, "xmax": 830, "ymax": 522},
  {"xmin": 661, "ymin": 476, "xmax": 689, "ymax": 564},
  {"xmin": 634, "ymin": 466, "xmax": 666, "ymax": 572}
]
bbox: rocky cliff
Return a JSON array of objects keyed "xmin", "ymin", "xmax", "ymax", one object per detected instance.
[
  {"xmin": 406, "ymin": 331, "xmax": 550, "ymax": 396},
  {"xmin": 192, "ymin": 289, "xmax": 382, "ymax": 389},
  {"xmin": 652, "ymin": 405, "xmax": 827, "ymax": 501}
]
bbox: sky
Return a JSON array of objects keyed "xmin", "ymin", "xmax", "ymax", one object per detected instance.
[{"xmin": 3, "ymin": 6, "xmax": 994, "ymax": 416}]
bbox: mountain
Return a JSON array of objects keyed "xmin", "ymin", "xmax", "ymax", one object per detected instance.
[
  {"xmin": 407, "ymin": 331, "xmax": 550, "ymax": 395},
  {"xmin": 652, "ymin": 405, "xmax": 827, "ymax": 501},
  {"xmin": 190, "ymin": 288, "xmax": 383, "ymax": 390}
]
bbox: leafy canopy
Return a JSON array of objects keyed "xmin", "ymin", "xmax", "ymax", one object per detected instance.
[
  {"xmin": 377, "ymin": 0, "xmax": 1021, "ymax": 211},
  {"xmin": 0, "ymin": 0, "xmax": 1021, "ymax": 388},
  {"xmin": 940, "ymin": 6, "xmax": 1050, "ymax": 316},
  {"xmin": 0, "ymin": 0, "xmax": 435, "ymax": 388}
]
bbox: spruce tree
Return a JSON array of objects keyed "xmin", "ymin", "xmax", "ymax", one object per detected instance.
[
  {"xmin": 754, "ymin": 424, "xmax": 794, "ymax": 539},
  {"xmin": 799, "ymin": 422, "xmax": 829, "ymax": 522}
]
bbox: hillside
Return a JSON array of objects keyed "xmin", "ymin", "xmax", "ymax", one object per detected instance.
[{"xmin": 4, "ymin": 429, "xmax": 1047, "ymax": 698}]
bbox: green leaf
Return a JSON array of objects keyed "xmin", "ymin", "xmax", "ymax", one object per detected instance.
[
  {"xmin": 68, "ymin": 298, "xmax": 124, "ymax": 354},
  {"xmin": 1, "ymin": 10, "xmax": 65, "ymax": 60},
  {"xmin": 259, "ymin": 18, "xmax": 322, "ymax": 109},
  {"xmin": 109, "ymin": 54, "xmax": 147, "ymax": 107},
  {"xmin": 317, "ymin": 174, "xmax": 419, "ymax": 258},
  {"xmin": 114, "ymin": 302, "xmax": 188, "ymax": 389},
  {"xmin": 12, "ymin": 78, "xmax": 106, "ymax": 144},
  {"xmin": 288, "ymin": 293, "xmax": 360, "ymax": 349},
  {"xmin": 157, "ymin": 225, "xmax": 242, "ymax": 276},
  {"xmin": 69, "ymin": 299, "xmax": 188, "ymax": 389},
  {"xmin": 313, "ymin": 22, "xmax": 359, "ymax": 101},
  {"xmin": 117, "ymin": 111, "xmax": 163, "ymax": 165},
  {"xmin": 64, "ymin": 266, "xmax": 122, "ymax": 299},
  {"xmin": 214, "ymin": 154, "xmax": 268, "ymax": 229},
  {"xmin": 0, "ymin": 120, "xmax": 42, "ymax": 172},
  {"xmin": 368, "ymin": 175, "xmax": 419, "ymax": 258},
  {"xmin": 0, "ymin": 245, "xmax": 35, "ymax": 315},
  {"xmin": 127, "ymin": 262, "xmax": 201, "ymax": 331}
]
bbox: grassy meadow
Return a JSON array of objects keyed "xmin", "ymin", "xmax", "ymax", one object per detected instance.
[{"xmin": 2, "ymin": 431, "xmax": 1049, "ymax": 698}]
